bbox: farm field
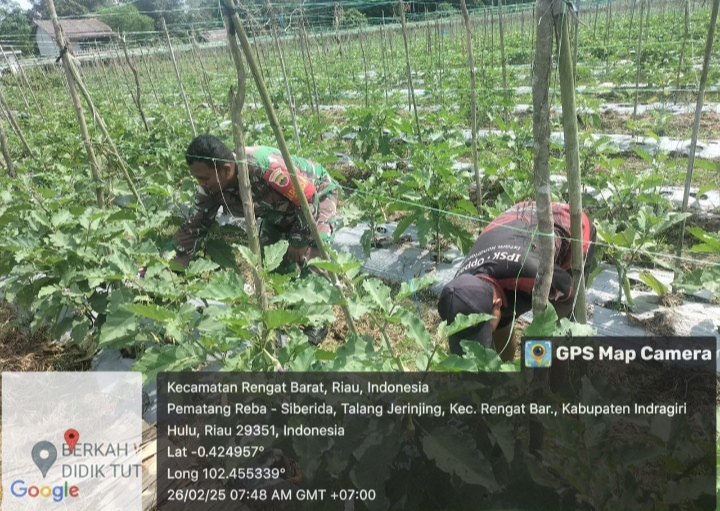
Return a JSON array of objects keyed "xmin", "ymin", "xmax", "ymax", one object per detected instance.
[{"xmin": 1, "ymin": 0, "xmax": 720, "ymax": 508}]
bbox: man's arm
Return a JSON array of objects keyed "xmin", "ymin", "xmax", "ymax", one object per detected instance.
[{"xmin": 170, "ymin": 188, "xmax": 221, "ymax": 268}]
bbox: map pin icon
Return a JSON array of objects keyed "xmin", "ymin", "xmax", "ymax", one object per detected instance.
[
  {"xmin": 64, "ymin": 429, "xmax": 80, "ymax": 453},
  {"xmin": 31, "ymin": 441, "xmax": 57, "ymax": 478}
]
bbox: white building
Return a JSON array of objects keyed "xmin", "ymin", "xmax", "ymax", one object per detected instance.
[{"xmin": 34, "ymin": 19, "xmax": 115, "ymax": 59}]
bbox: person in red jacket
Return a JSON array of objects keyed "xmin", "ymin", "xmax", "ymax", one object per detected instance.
[{"xmin": 438, "ymin": 202, "xmax": 596, "ymax": 360}]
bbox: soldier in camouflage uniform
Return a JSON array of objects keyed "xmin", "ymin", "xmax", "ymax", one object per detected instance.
[
  {"xmin": 171, "ymin": 135, "xmax": 338, "ymax": 271},
  {"xmin": 169, "ymin": 135, "xmax": 339, "ymax": 344}
]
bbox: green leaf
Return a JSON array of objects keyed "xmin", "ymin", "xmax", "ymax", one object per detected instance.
[
  {"xmin": 99, "ymin": 308, "xmax": 137, "ymax": 346},
  {"xmin": 692, "ymin": 159, "xmax": 720, "ymax": 172},
  {"xmin": 193, "ymin": 271, "xmax": 247, "ymax": 302},
  {"xmin": 362, "ymin": 278, "xmax": 392, "ymax": 313},
  {"xmin": 274, "ymin": 275, "xmax": 343, "ymax": 305},
  {"xmin": 555, "ymin": 319, "xmax": 596, "ymax": 337},
  {"xmin": 396, "ymin": 275, "xmax": 437, "ymax": 301},
  {"xmin": 133, "ymin": 344, "xmax": 206, "ymax": 382},
  {"xmin": 446, "ymin": 312, "xmax": 494, "ymax": 337},
  {"xmin": 392, "ymin": 213, "xmax": 417, "ymax": 242},
  {"xmin": 123, "ymin": 303, "xmax": 175, "ymax": 322},
  {"xmin": 433, "ymin": 355, "xmax": 478, "ymax": 371},
  {"xmin": 360, "ymin": 229, "xmax": 373, "ymax": 258},
  {"xmin": 205, "ymin": 239, "xmax": 240, "ymax": 268},
  {"xmin": 461, "ymin": 341, "xmax": 505, "ymax": 371},
  {"xmin": 524, "ymin": 304, "xmax": 559, "ymax": 337},
  {"xmin": 263, "ymin": 309, "xmax": 305, "ymax": 330},
  {"xmin": 637, "ymin": 271, "xmax": 668, "ymax": 296},
  {"xmin": 70, "ymin": 321, "xmax": 90, "ymax": 344},
  {"xmin": 186, "ymin": 258, "xmax": 220, "ymax": 277},
  {"xmin": 234, "ymin": 244, "xmax": 258, "ymax": 267},
  {"xmin": 263, "ymin": 240, "xmax": 289, "ymax": 272},
  {"xmin": 422, "ymin": 426, "xmax": 498, "ymax": 489},
  {"xmin": 398, "ymin": 309, "xmax": 431, "ymax": 350}
]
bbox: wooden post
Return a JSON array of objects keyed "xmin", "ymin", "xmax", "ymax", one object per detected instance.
[
  {"xmin": 223, "ymin": 13, "xmax": 268, "ymax": 313},
  {"xmin": 161, "ymin": 17, "xmax": 197, "ymax": 137},
  {"xmin": 0, "ymin": 117, "xmax": 15, "ymax": 177},
  {"xmin": 0, "ymin": 84, "xmax": 35, "ymax": 159},
  {"xmin": 632, "ymin": 0, "xmax": 645, "ymax": 129},
  {"xmin": 532, "ymin": 0, "xmax": 558, "ymax": 318},
  {"xmin": 46, "ymin": 0, "xmax": 104, "ymax": 208},
  {"xmin": 460, "ymin": 0, "xmax": 482, "ymax": 207},
  {"xmin": 558, "ymin": 8, "xmax": 586, "ymax": 323},
  {"xmin": 676, "ymin": 0, "xmax": 720, "ymax": 259},
  {"xmin": 121, "ymin": 34, "xmax": 149, "ymax": 131},
  {"xmin": 398, "ymin": 0, "xmax": 422, "ymax": 138}
]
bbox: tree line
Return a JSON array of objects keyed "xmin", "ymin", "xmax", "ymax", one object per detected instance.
[{"xmin": 0, "ymin": 0, "xmax": 535, "ymax": 56}]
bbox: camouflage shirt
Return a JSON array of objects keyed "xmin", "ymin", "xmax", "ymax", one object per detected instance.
[{"xmin": 172, "ymin": 146, "xmax": 338, "ymax": 267}]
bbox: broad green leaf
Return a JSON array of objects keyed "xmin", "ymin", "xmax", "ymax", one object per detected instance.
[
  {"xmin": 433, "ymin": 355, "xmax": 478, "ymax": 371},
  {"xmin": 263, "ymin": 309, "xmax": 305, "ymax": 330},
  {"xmin": 461, "ymin": 341, "xmax": 505, "ymax": 371},
  {"xmin": 396, "ymin": 275, "xmax": 437, "ymax": 301},
  {"xmin": 446, "ymin": 312, "xmax": 494, "ymax": 337},
  {"xmin": 360, "ymin": 229, "xmax": 373, "ymax": 258},
  {"xmin": 421, "ymin": 427, "xmax": 498, "ymax": 489},
  {"xmin": 263, "ymin": 240, "xmax": 289, "ymax": 272},
  {"xmin": 186, "ymin": 258, "xmax": 220, "ymax": 277},
  {"xmin": 524, "ymin": 304, "xmax": 559, "ymax": 337},
  {"xmin": 124, "ymin": 303, "xmax": 175, "ymax": 322},
  {"xmin": 133, "ymin": 344, "xmax": 206, "ymax": 383},
  {"xmin": 392, "ymin": 213, "xmax": 417, "ymax": 242},
  {"xmin": 362, "ymin": 278, "xmax": 392, "ymax": 313},
  {"xmin": 234, "ymin": 244, "xmax": 258, "ymax": 267},
  {"xmin": 273, "ymin": 275, "xmax": 343, "ymax": 305},
  {"xmin": 637, "ymin": 271, "xmax": 668, "ymax": 296},
  {"xmin": 193, "ymin": 271, "xmax": 247, "ymax": 302},
  {"xmin": 398, "ymin": 309, "xmax": 431, "ymax": 350},
  {"xmin": 98, "ymin": 308, "xmax": 137, "ymax": 346},
  {"xmin": 555, "ymin": 319, "xmax": 597, "ymax": 337}
]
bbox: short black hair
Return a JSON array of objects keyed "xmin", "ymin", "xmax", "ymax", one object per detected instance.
[{"xmin": 185, "ymin": 135, "xmax": 234, "ymax": 166}]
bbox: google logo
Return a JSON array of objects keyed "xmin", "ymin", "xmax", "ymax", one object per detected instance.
[{"xmin": 9, "ymin": 480, "xmax": 80, "ymax": 502}]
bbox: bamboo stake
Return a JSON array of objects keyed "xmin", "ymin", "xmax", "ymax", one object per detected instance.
[
  {"xmin": 223, "ymin": 14, "xmax": 268, "ymax": 313},
  {"xmin": 632, "ymin": 0, "xmax": 645, "ymax": 129},
  {"xmin": 297, "ymin": 12, "xmax": 316, "ymax": 116},
  {"xmin": 300, "ymin": 16, "xmax": 320, "ymax": 116},
  {"xmin": 267, "ymin": 2, "xmax": 301, "ymax": 148},
  {"xmin": 161, "ymin": 17, "xmax": 196, "ymax": 137},
  {"xmin": 222, "ymin": 0, "xmax": 358, "ymax": 338},
  {"xmin": 675, "ymin": 0, "xmax": 690, "ymax": 102},
  {"xmin": 0, "ymin": 117, "xmax": 15, "ymax": 177},
  {"xmin": 139, "ymin": 47, "xmax": 161, "ymax": 107},
  {"xmin": 0, "ymin": 84, "xmax": 35, "ymax": 159},
  {"xmin": 380, "ymin": 17, "xmax": 390, "ymax": 106},
  {"xmin": 121, "ymin": 34, "xmax": 149, "ymax": 132},
  {"xmin": 558, "ymin": 8, "xmax": 586, "ymax": 324},
  {"xmin": 532, "ymin": 0, "xmax": 558, "ymax": 318},
  {"xmin": 358, "ymin": 23, "xmax": 369, "ymax": 109},
  {"xmin": 498, "ymin": 0, "xmax": 508, "ymax": 110},
  {"xmin": 460, "ymin": 0, "xmax": 481, "ymax": 207},
  {"xmin": 190, "ymin": 31, "xmax": 219, "ymax": 116},
  {"xmin": 46, "ymin": 0, "xmax": 104, "ymax": 208},
  {"xmin": 398, "ymin": 0, "xmax": 422, "ymax": 139},
  {"xmin": 676, "ymin": 0, "xmax": 720, "ymax": 259}
]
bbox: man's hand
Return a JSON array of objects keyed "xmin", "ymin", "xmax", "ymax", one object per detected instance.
[{"xmin": 286, "ymin": 246, "xmax": 310, "ymax": 264}]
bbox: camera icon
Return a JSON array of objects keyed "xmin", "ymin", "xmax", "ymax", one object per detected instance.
[{"xmin": 525, "ymin": 340, "xmax": 552, "ymax": 368}]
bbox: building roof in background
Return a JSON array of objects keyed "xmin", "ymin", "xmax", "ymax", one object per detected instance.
[{"xmin": 34, "ymin": 19, "xmax": 114, "ymax": 40}]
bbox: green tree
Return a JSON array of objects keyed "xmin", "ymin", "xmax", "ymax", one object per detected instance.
[
  {"xmin": 99, "ymin": 3, "xmax": 155, "ymax": 42},
  {"xmin": 0, "ymin": 2, "xmax": 34, "ymax": 55},
  {"xmin": 31, "ymin": 0, "xmax": 109, "ymax": 19},
  {"xmin": 135, "ymin": 0, "xmax": 189, "ymax": 34}
]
